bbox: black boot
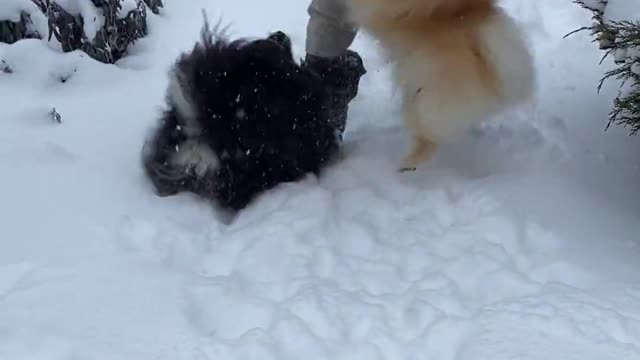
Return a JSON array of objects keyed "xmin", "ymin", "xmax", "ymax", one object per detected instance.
[{"xmin": 302, "ymin": 50, "xmax": 367, "ymax": 138}]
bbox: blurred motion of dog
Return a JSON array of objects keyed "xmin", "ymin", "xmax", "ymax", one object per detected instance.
[
  {"xmin": 142, "ymin": 16, "xmax": 349, "ymax": 212},
  {"xmin": 347, "ymin": 0, "xmax": 536, "ymax": 171}
]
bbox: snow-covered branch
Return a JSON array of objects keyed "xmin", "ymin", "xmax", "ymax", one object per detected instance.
[{"xmin": 569, "ymin": 0, "xmax": 640, "ymax": 134}]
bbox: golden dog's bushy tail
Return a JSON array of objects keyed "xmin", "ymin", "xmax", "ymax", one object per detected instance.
[{"xmin": 348, "ymin": 0, "xmax": 495, "ymax": 24}]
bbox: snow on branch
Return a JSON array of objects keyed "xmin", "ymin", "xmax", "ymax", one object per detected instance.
[{"xmin": 568, "ymin": 0, "xmax": 640, "ymax": 135}]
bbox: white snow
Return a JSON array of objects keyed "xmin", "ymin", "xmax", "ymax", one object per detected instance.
[
  {"xmin": 120, "ymin": 0, "xmax": 140, "ymax": 17},
  {"xmin": 580, "ymin": 0, "xmax": 607, "ymax": 13},
  {"xmin": 2, "ymin": 0, "xmax": 640, "ymax": 359},
  {"xmin": 0, "ymin": 0, "xmax": 34, "ymax": 22},
  {"xmin": 0, "ymin": 0, "xmax": 48, "ymax": 37},
  {"xmin": 604, "ymin": 0, "xmax": 640, "ymax": 23},
  {"xmin": 54, "ymin": 0, "xmax": 104, "ymax": 41}
]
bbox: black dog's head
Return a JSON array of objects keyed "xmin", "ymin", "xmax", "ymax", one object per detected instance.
[
  {"xmin": 165, "ymin": 24, "xmax": 302, "ymax": 138},
  {"xmin": 142, "ymin": 21, "xmax": 342, "ymax": 211}
]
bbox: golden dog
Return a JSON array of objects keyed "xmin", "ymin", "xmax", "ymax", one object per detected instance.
[{"xmin": 347, "ymin": 0, "xmax": 535, "ymax": 170}]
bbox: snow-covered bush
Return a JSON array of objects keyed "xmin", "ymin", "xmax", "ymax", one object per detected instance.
[
  {"xmin": 0, "ymin": 12, "xmax": 36, "ymax": 44},
  {"xmin": 569, "ymin": 0, "xmax": 640, "ymax": 135},
  {"xmin": 0, "ymin": 0, "xmax": 42, "ymax": 43},
  {"xmin": 1, "ymin": 0, "xmax": 163, "ymax": 64}
]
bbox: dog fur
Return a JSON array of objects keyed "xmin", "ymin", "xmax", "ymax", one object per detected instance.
[
  {"xmin": 346, "ymin": 0, "xmax": 535, "ymax": 170},
  {"xmin": 142, "ymin": 21, "xmax": 343, "ymax": 212}
]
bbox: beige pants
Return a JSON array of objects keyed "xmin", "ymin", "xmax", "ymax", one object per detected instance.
[{"xmin": 306, "ymin": 0, "xmax": 358, "ymax": 58}]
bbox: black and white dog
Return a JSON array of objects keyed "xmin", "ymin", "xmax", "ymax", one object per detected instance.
[{"xmin": 142, "ymin": 20, "xmax": 350, "ymax": 211}]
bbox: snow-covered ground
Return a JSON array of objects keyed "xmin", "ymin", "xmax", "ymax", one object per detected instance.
[{"xmin": 2, "ymin": 0, "xmax": 640, "ymax": 359}]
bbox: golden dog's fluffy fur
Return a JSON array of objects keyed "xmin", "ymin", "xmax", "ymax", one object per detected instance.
[{"xmin": 346, "ymin": 0, "xmax": 535, "ymax": 170}]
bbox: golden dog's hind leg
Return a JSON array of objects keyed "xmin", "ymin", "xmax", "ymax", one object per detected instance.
[
  {"xmin": 399, "ymin": 136, "xmax": 437, "ymax": 172},
  {"xmin": 398, "ymin": 96, "xmax": 437, "ymax": 172}
]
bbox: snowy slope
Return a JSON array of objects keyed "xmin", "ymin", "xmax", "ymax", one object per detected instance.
[{"xmin": 2, "ymin": 0, "xmax": 640, "ymax": 359}]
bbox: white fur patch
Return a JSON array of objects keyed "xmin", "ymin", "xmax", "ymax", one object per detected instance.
[
  {"xmin": 170, "ymin": 140, "xmax": 220, "ymax": 177},
  {"xmin": 167, "ymin": 68, "xmax": 201, "ymax": 137}
]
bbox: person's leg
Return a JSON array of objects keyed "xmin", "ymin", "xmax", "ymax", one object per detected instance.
[
  {"xmin": 306, "ymin": 0, "xmax": 357, "ymax": 58},
  {"xmin": 303, "ymin": 0, "xmax": 366, "ymax": 137}
]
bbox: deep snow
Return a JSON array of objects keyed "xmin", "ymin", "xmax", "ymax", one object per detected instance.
[{"xmin": 2, "ymin": 0, "xmax": 640, "ymax": 359}]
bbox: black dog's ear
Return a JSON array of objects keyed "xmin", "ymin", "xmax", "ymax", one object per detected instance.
[
  {"xmin": 267, "ymin": 31, "xmax": 291, "ymax": 50},
  {"xmin": 199, "ymin": 8, "xmax": 232, "ymax": 47},
  {"xmin": 267, "ymin": 30, "xmax": 293, "ymax": 59}
]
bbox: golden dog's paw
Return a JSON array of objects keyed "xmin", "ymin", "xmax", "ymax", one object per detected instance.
[
  {"xmin": 398, "ymin": 165, "xmax": 417, "ymax": 173},
  {"xmin": 398, "ymin": 137, "xmax": 436, "ymax": 173}
]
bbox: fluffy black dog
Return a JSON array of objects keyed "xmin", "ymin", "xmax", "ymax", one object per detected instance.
[{"xmin": 142, "ymin": 21, "xmax": 354, "ymax": 211}]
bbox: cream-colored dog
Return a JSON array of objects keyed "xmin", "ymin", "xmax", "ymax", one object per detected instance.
[{"xmin": 346, "ymin": 0, "xmax": 535, "ymax": 171}]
